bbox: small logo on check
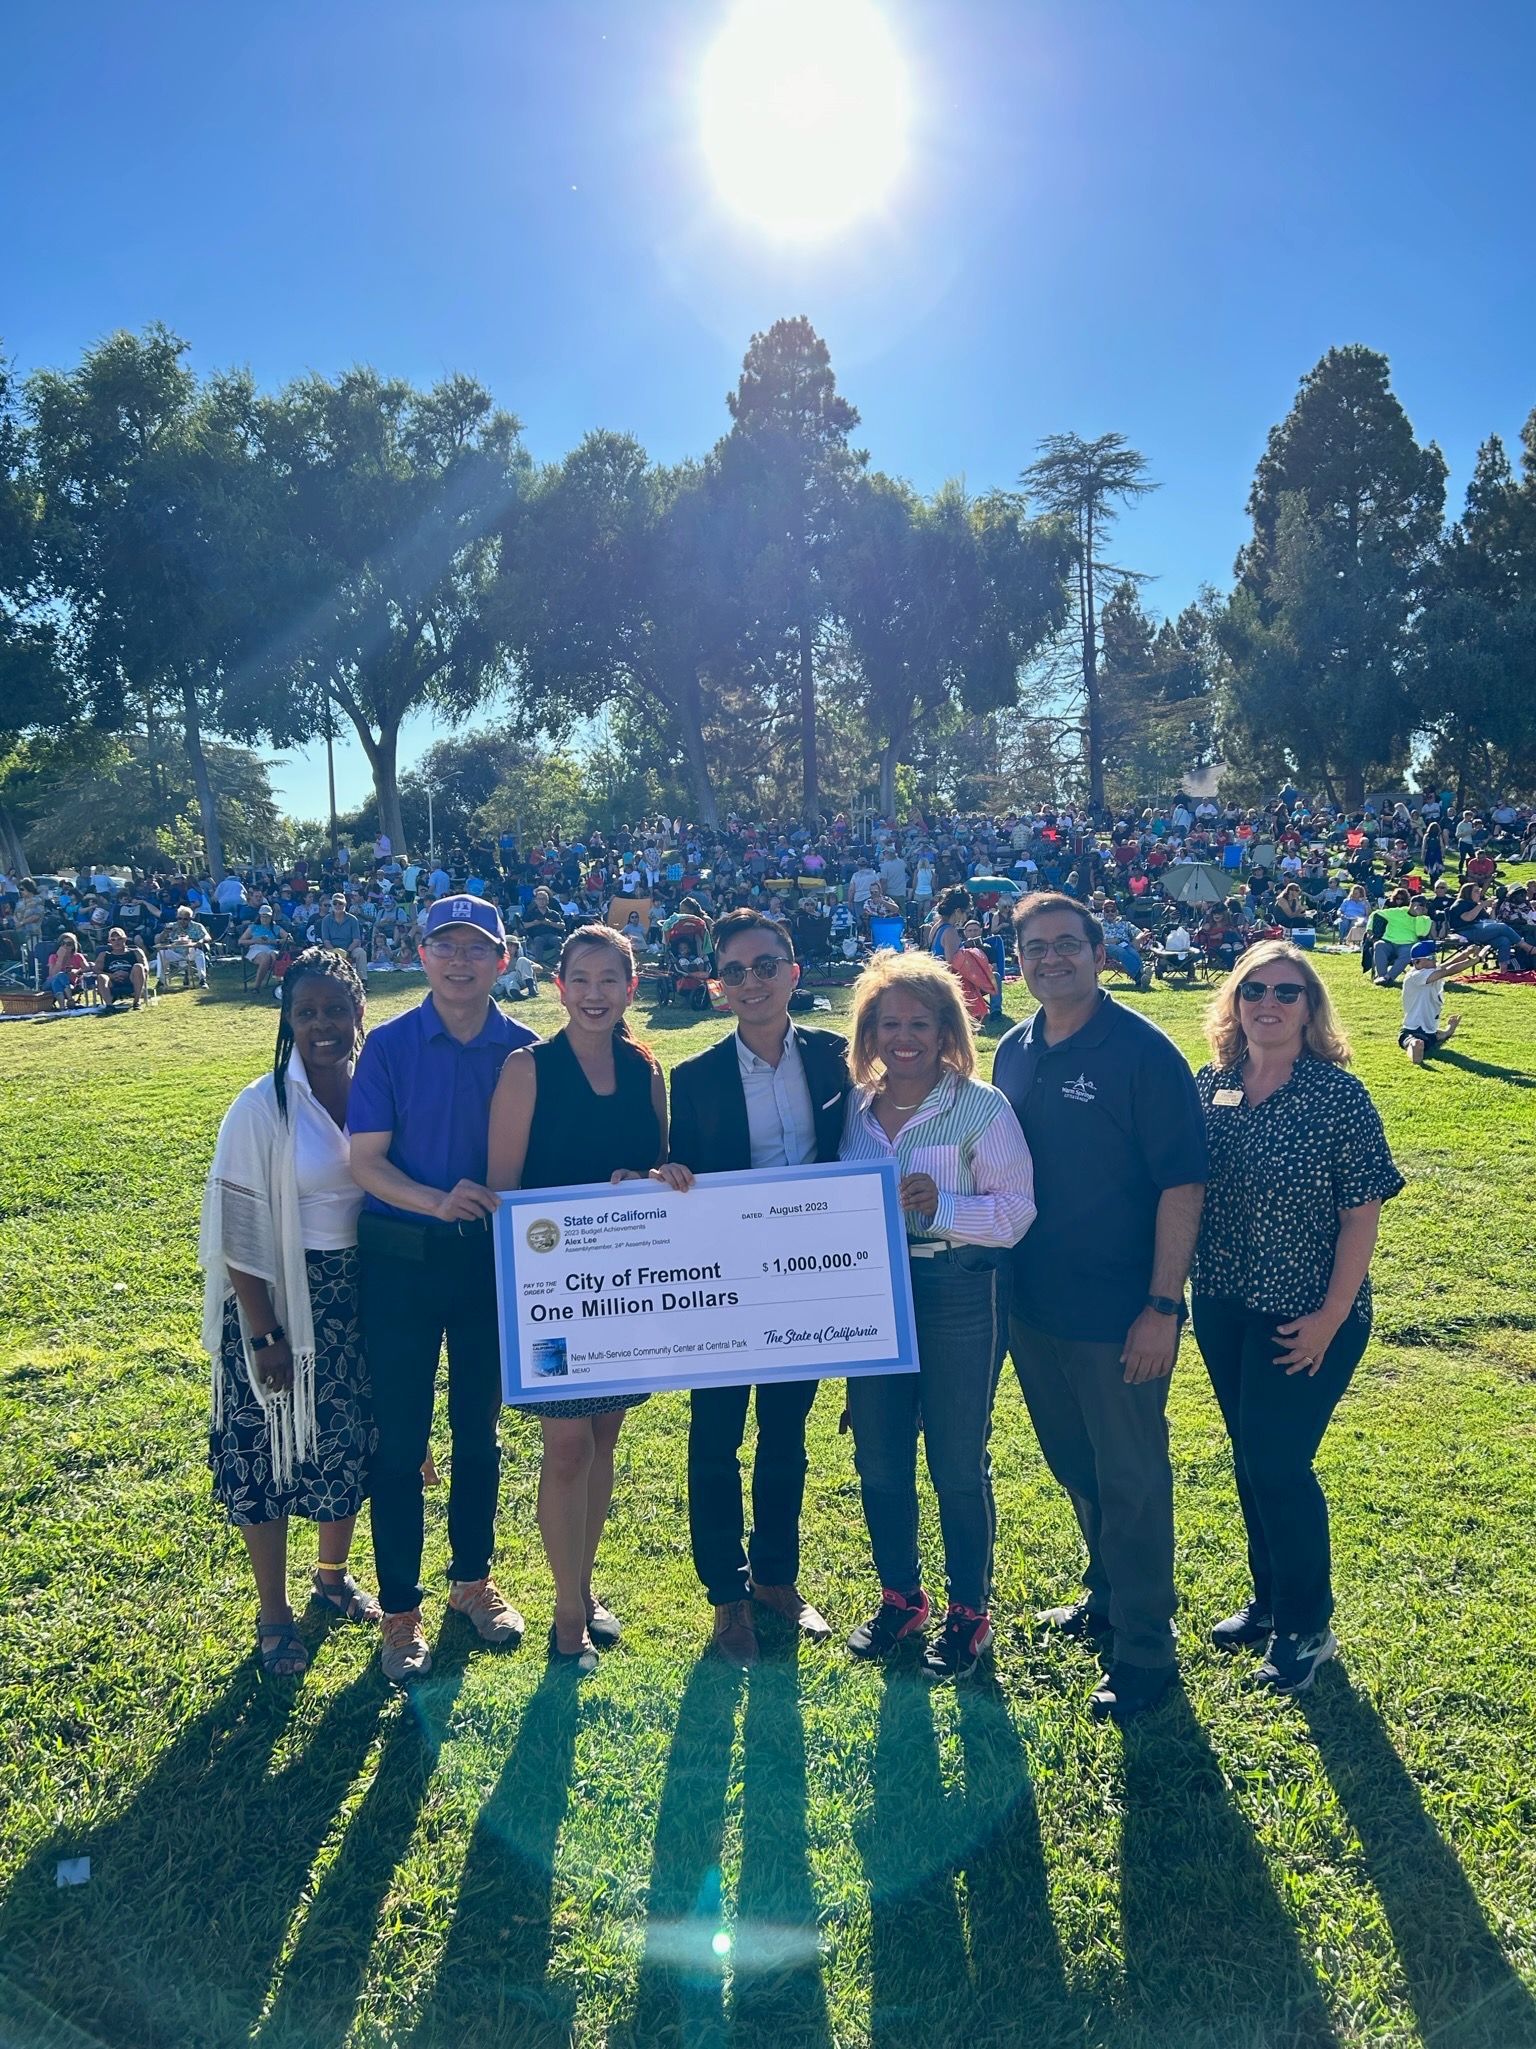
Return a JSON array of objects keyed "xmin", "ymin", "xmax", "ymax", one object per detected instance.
[{"xmin": 526, "ymin": 1218, "xmax": 561, "ymax": 1253}]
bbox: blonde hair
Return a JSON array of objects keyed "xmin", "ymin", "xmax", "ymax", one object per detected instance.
[
  {"xmin": 1204, "ymin": 940, "xmax": 1352, "ymax": 1068},
  {"xmin": 847, "ymin": 950, "xmax": 976, "ymax": 1087}
]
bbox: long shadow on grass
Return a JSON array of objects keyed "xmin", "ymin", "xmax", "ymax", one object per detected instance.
[
  {"xmin": 858, "ymin": 1665, "xmax": 1078, "ymax": 2049},
  {"xmin": 620, "ymin": 1651, "xmax": 744, "ymax": 2049},
  {"xmin": 952, "ymin": 1672, "xmax": 1079, "ymax": 2048},
  {"xmin": 1432, "ymin": 1049, "xmax": 1536, "ymax": 1089},
  {"xmin": 257, "ymin": 1620, "xmax": 474, "ymax": 2049},
  {"xmin": 403, "ymin": 1658, "xmax": 586, "ymax": 2049},
  {"xmin": 1302, "ymin": 1665, "xmax": 1536, "ymax": 2049},
  {"xmin": 1117, "ymin": 1689, "xmax": 1338, "ymax": 2048},
  {"xmin": 0, "ymin": 1651, "xmax": 388, "ymax": 2049},
  {"xmin": 732, "ymin": 1643, "xmax": 833, "ymax": 2049}
]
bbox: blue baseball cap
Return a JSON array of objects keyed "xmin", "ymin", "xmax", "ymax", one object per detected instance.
[
  {"xmin": 1408, "ymin": 940, "xmax": 1436, "ymax": 961},
  {"xmin": 421, "ymin": 894, "xmax": 505, "ymax": 944}
]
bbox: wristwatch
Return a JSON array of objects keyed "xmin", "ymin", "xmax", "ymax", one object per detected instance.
[
  {"xmin": 1145, "ymin": 1295, "xmax": 1186, "ymax": 1320},
  {"xmin": 249, "ymin": 1325, "xmax": 286, "ymax": 1351}
]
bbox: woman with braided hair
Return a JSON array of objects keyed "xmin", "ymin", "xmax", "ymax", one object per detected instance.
[{"xmin": 200, "ymin": 947, "xmax": 380, "ymax": 1678}]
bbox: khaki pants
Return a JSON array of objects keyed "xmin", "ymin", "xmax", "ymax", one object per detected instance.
[{"xmin": 1009, "ymin": 1314, "xmax": 1177, "ymax": 1670}]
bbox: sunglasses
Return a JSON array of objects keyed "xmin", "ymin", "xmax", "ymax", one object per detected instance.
[
  {"xmin": 718, "ymin": 955, "xmax": 791, "ymax": 985},
  {"xmin": 1237, "ymin": 979, "xmax": 1307, "ymax": 1005}
]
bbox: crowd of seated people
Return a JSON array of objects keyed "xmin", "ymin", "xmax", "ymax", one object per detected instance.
[{"xmin": 2, "ymin": 784, "xmax": 1529, "ymax": 1019}]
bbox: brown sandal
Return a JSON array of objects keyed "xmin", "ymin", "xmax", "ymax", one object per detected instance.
[{"xmin": 310, "ymin": 1569, "xmax": 383, "ymax": 1624}]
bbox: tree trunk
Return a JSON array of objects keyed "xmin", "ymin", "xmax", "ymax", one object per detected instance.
[
  {"xmin": 181, "ymin": 683, "xmax": 225, "ymax": 880},
  {"xmin": 878, "ymin": 715, "xmax": 912, "ymax": 820},
  {"xmin": 800, "ymin": 617, "xmax": 818, "ymax": 826},
  {"xmin": 878, "ymin": 738, "xmax": 898, "ymax": 821},
  {"xmin": 677, "ymin": 675, "xmax": 720, "ymax": 829},
  {"xmin": 0, "ymin": 800, "xmax": 30, "ymax": 878},
  {"xmin": 1081, "ymin": 510, "xmax": 1105, "ymax": 813},
  {"xmin": 340, "ymin": 700, "xmax": 407, "ymax": 856}
]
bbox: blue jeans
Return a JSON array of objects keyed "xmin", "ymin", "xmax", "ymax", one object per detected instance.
[
  {"xmin": 1105, "ymin": 942, "xmax": 1143, "ymax": 983},
  {"xmin": 1464, "ymin": 919, "xmax": 1515, "ymax": 966},
  {"xmin": 1192, "ymin": 1299, "xmax": 1371, "ymax": 1635},
  {"xmin": 1372, "ymin": 939, "xmax": 1416, "ymax": 982},
  {"xmin": 846, "ymin": 1249, "xmax": 1010, "ymax": 1612}
]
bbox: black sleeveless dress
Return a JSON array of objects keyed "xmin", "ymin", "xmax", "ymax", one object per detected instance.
[{"xmin": 516, "ymin": 1030, "xmax": 661, "ymax": 1417}]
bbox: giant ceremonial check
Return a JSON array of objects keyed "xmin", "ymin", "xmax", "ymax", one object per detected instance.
[{"xmin": 493, "ymin": 1161, "xmax": 918, "ymax": 1403}]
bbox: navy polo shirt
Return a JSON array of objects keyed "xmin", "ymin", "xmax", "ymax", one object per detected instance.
[
  {"xmin": 992, "ymin": 992, "xmax": 1207, "ymax": 1343},
  {"xmin": 347, "ymin": 995, "xmax": 539, "ymax": 1216}
]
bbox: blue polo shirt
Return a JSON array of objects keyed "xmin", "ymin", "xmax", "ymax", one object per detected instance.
[
  {"xmin": 347, "ymin": 995, "xmax": 538, "ymax": 1216},
  {"xmin": 992, "ymin": 992, "xmax": 1207, "ymax": 1343}
]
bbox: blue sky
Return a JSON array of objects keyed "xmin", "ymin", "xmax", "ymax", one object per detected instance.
[{"xmin": 4, "ymin": 0, "xmax": 1533, "ymax": 819}]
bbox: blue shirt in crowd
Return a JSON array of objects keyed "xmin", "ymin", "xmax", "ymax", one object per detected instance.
[
  {"xmin": 346, "ymin": 994, "xmax": 539, "ymax": 1216},
  {"xmin": 992, "ymin": 991, "xmax": 1208, "ymax": 1343}
]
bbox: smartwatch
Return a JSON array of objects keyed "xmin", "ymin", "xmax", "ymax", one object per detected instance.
[
  {"xmin": 249, "ymin": 1325, "xmax": 286, "ymax": 1351},
  {"xmin": 1145, "ymin": 1295, "xmax": 1185, "ymax": 1320}
]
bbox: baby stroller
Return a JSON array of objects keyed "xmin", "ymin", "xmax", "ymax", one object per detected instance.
[{"xmin": 658, "ymin": 915, "xmax": 714, "ymax": 1009}]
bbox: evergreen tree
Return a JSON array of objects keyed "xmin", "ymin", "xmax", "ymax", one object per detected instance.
[
  {"xmin": 1222, "ymin": 345, "xmax": 1446, "ymax": 804},
  {"xmin": 1415, "ymin": 419, "xmax": 1536, "ymax": 801},
  {"xmin": 1020, "ymin": 431, "xmax": 1157, "ymax": 811},
  {"xmin": 717, "ymin": 317, "xmax": 865, "ymax": 822}
]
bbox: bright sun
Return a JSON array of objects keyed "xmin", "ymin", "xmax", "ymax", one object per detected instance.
[{"xmin": 701, "ymin": 0, "xmax": 911, "ymax": 241}]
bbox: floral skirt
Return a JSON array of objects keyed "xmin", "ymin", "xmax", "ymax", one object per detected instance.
[{"xmin": 208, "ymin": 1247, "xmax": 375, "ymax": 1525}]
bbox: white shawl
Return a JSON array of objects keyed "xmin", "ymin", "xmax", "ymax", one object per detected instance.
[{"xmin": 199, "ymin": 1051, "xmax": 331, "ymax": 1491}]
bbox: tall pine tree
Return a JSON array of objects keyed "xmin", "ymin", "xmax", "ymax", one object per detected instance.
[{"xmin": 1222, "ymin": 345, "xmax": 1446, "ymax": 805}]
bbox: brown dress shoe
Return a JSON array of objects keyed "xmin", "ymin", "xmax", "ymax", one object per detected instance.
[
  {"xmin": 751, "ymin": 1583, "xmax": 833, "ymax": 1640},
  {"xmin": 713, "ymin": 1599, "xmax": 758, "ymax": 1667}
]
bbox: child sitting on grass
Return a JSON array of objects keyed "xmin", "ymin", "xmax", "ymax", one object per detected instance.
[{"xmin": 1399, "ymin": 941, "xmax": 1479, "ymax": 1064}]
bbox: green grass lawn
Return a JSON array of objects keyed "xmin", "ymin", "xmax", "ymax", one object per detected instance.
[{"xmin": 1, "ymin": 935, "xmax": 1534, "ymax": 2049}]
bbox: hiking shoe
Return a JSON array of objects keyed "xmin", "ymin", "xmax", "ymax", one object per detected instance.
[
  {"xmin": 447, "ymin": 1577, "xmax": 525, "ymax": 1647},
  {"xmin": 1038, "ymin": 1598, "xmax": 1112, "ymax": 1642},
  {"xmin": 1254, "ymin": 1629, "xmax": 1337, "ymax": 1695},
  {"xmin": 1211, "ymin": 1601, "xmax": 1274, "ymax": 1652},
  {"xmin": 923, "ymin": 1605, "xmax": 995, "ymax": 1683},
  {"xmin": 847, "ymin": 1588, "xmax": 931, "ymax": 1662},
  {"xmin": 1088, "ymin": 1661, "xmax": 1177, "ymax": 1722},
  {"xmin": 380, "ymin": 1608, "xmax": 432, "ymax": 1685}
]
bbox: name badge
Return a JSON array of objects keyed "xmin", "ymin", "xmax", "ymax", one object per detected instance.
[{"xmin": 1213, "ymin": 1088, "xmax": 1244, "ymax": 1108}]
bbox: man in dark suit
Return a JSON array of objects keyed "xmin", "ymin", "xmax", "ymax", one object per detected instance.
[{"xmin": 667, "ymin": 909, "xmax": 852, "ymax": 1666}]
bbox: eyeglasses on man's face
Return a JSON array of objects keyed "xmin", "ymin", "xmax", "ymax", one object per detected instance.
[
  {"xmin": 423, "ymin": 937, "xmax": 497, "ymax": 963},
  {"xmin": 1237, "ymin": 979, "xmax": 1306, "ymax": 1005},
  {"xmin": 718, "ymin": 954, "xmax": 790, "ymax": 986},
  {"xmin": 1020, "ymin": 935, "xmax": 1088, "ymax": 961}
]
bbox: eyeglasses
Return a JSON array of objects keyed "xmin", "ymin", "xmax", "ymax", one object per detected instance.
[
  {"xmin": 1020, "ymin": 935, "xmax": 1087, "ymax": 960},
  {"xmin": 718, "ymin": 955, "xmax": 790, "ymax": 986},
  {"xmin": 1237, "ymin": 980, "xmax": 1307, "ymax": 1004},
  {"xmin": 423, "ymin": 937, "xmax": 496, "ymax": 963}
]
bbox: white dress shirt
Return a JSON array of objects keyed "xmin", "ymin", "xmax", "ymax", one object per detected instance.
[{"xmin": 736, "ymin": 1026, "xmax": 817, "ymax": 1168}]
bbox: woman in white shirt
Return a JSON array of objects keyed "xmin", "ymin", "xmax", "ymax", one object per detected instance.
[
  {"xmin": 838, "ymin": 952, "xmax": 1036, "ymax": 1683},
  {"xmin": 201, "ymin": 949, "xmax": 380, "ymax": 1678}
]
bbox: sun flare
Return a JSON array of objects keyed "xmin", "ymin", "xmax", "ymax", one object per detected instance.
[{"xmin": 700, "ymin": 0, "xmax": 911, "ymax": 241}]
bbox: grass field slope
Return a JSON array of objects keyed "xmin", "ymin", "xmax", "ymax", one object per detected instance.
[{"xmin": 1, "ymin": 944, "xmax": 1533, "ymax": 2049}]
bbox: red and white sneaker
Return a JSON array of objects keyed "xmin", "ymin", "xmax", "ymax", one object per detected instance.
[
  {"xmin": 922, "ymin": 1604, "xmax": 995, "ymax": 1682},
  {"xmin": 847, "ymin": 1588, "xmax": 931, "ymax": 1661}
]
